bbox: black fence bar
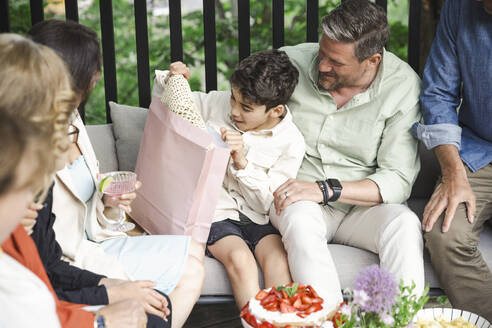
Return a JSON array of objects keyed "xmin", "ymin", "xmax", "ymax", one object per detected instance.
[
  {"xmin": 134, "ymin": 0, "xmax": 151, "ymax": 108},
  {"xmin": 376, "ymin": 0, "xmax": 387, "ymax": 12},
  {"xmin": 65, "ymin": 0, "xmax": 79, "ymax": 22},
  {"xmin": 203, "ymin": 0, "xmax": 217, "ymax": 92},
  {"xmin": 99, "ymin": 0, "xmax": 118, "ymax": 123},
  {"xmin": 238, "ymin": 0, "xmax": 251, "ymax": 61},
  {"xmin": 272, "ymin": 0, "xmax": 284, "ymax": 49},
  {"xmin": 30, "ymin": 0, "xmax": 44, "ymax": 26},
  {"xmin": 169, "ymin": 0, "xmax": 183, "ymax": 62},
  {"xmin": 408, "ymin": 0, "xmax": 421, "ymax": 73},
  {"xmin": 306, "ymin": 0, "xmax": 318, "ymax": 42},
  {"xmin": 0, "ymin": 0, "xmax": 9, "ymax": 32}
]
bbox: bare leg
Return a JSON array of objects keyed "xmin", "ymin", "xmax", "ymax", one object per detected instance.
[
  {"xmin": 208, "ymin": 235, "xmax": 259, "ymax": 309},
  {"xmin": 254, "ymin": 234, "xmax": 292, "ymax": 288},
  {"xmin": 168, "ymin": 239, "xmax": 205, "ymax": 328}
]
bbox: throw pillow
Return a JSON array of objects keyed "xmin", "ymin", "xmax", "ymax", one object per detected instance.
[{"xmin": 109, "ymin": 101, "xmax": 148, "ymax": 171}]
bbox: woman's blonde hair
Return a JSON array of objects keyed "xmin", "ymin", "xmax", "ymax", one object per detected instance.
[{"xmin": 0, "ymin": 34, "xmax": 77, "ymax": 197}]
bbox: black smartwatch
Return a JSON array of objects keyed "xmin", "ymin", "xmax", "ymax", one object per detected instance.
[{"xmin": 326, "ymin": 178, "xmax": 342, "ymax": 202}]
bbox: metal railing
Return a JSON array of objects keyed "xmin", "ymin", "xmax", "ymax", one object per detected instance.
[{"xmin": 0, "ymin": 0, "xmax": 422, "ymax": 123}]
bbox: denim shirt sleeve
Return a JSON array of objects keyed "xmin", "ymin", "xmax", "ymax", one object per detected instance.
[{"xmin": 414, "ymin": 0, "xmax": 462, "ymax": 150}]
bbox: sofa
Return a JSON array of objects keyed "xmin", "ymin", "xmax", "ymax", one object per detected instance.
[{"xmin": 85, "ymin": 101, "xmax": 492, "ymax": 302}]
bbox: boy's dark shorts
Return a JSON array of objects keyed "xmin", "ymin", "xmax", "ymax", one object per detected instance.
[{"xmin": 205, "ymin": 212, "xmax": 280, "ymax": 258}]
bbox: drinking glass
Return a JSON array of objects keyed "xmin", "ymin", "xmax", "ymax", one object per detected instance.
[{"xmin": 100, "ymin": 171, "xmax": 137, "ymax": 232}]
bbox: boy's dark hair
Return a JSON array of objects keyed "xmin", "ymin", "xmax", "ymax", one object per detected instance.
[
  {"xmin": 230, "ymin": 49, "xmax": 299, "ymax": 111},
  {"xmin": 28, "ymin": 19, "xmax": 101, "ymax": 102}
]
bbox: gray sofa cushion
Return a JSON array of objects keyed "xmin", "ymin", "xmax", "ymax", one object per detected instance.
[
  {"xmin": 85, "ymin": 124, "xmax": 118, "ymax": 173},
  {"xmin": 109, "ymin": 101, "xmax": 148, "ymax": 172}
]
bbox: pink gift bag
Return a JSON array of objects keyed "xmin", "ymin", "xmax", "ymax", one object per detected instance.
[{"xmin": 131, "ymin": 96, "xmax": 230, "ymax": 243}]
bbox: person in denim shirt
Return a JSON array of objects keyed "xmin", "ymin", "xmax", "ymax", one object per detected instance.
[{"xmin": 413, "ymin": 0, "xmax": 492, "ymax": 320}]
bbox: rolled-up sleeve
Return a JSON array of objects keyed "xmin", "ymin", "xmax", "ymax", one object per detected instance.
[
  {"xmin": 415, "ymin": 0, "xmax": 462, "ymax": 150},
  {"xmin": 368, "ymin": 102, "xmax": 421, "ymax": 203}
]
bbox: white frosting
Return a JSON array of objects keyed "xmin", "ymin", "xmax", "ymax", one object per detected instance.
[{"xmin": 248, "ymin": 288, "xmax": 340, "ymax": 326}]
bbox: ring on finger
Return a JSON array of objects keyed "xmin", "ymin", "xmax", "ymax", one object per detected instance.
[{"xmin": 284, "ymin": 191, "xmax": 289, "ymax": 198}]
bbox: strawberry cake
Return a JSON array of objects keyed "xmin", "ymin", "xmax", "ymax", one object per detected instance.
[{"xmin": 240, "ymin": 283, "xmax": 342, "ymax": 328}]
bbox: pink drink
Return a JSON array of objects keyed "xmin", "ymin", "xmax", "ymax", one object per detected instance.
[{"xmin": 103, "ymin": 172, "xmax": 137, "ymax": 196}]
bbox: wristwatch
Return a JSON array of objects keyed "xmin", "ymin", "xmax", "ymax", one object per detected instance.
[
  {"xmin": 326, "ymin": 178, "xmax": 342, "ymax": 202},
  {"xmin": 94, "ymin": 315, "xmax": 105, "ymax": 328}
]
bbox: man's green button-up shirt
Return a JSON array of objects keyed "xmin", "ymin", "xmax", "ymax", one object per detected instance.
[{"xmin": 281, "ymin": 43, "xmax": 422, "ymax": 213}]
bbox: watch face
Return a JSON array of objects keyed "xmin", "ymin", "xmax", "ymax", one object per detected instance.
[{"xmin": 328, "ymin": 178, "xmax": 342, "ymax": 189}]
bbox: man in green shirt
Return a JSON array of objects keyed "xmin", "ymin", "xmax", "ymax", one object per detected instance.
[{"xmin": 271, "ymin": 0, "xmax": 424, "ymax": 302}]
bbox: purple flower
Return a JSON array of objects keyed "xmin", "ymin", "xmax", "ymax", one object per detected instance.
[{"xmin": 354, "ymin": 265, "xmax": 398, "ymax": 314}]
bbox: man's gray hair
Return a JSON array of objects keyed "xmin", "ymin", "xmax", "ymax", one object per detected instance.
[{"xmin": 321, "ymin": 0, "xmax": 389, "ymax": 62}]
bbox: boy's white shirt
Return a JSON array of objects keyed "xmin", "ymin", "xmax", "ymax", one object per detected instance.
[
  {"xmin": 0, "ymin": 252, "xmax": 61, "ymax": 328},
  {"xmin": 154, "ymin": 70, "xmax": 306, "ymax": 225}
]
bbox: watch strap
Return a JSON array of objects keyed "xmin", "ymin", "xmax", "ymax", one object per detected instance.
[{"xmin": 326, "ymin": 178, "xmax": 342, "ymax": 202}]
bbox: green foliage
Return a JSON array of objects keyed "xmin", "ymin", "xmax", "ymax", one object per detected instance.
[
  {"xmin": 7, "ymin": 0, "xmax": 409, "ymax": 125},
  {"xmin": 340, "ymin": 281, "xmax": 429, "ymax": 328},
  {"xmin": 437, "ymin": 295, "xmax": 449, "ymax": 305},
  {"xmin": 276, "ymin": 282, "xmax": 299, "ymax": 297},
  {"xmin": 392, "ymin": 282, "xmax": 429, "ymax": 327}
]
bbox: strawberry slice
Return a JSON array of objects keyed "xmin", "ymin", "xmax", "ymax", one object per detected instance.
[
  {"xmin": 244, "ymin": 313, "xmax": 259, "ymax": 328},
  {"xmin": 297, "ymin": 303, "xmax": 310, "ymax": 311},
  {"xmin": 259, "ymin": 321, "xmax": 274, "ymax": 328},
  {"xmin": 280, "ymin": 302, "xmax": 297, "ymax": 313},
  {"xmin": 263, "ymin": 302, "xmax": 279, "ymax": 312},
  {"xmin": 255, "ymin": 290, "xmax": 269, "ymax": 301},
  {"xmin": 292, "ymin": 298, "xmax": 302, "ymax": 309},
  {"xmin": 311, "ymin": 297, "xmax": 323, "ymax": 304},
  {"xmin": 308, "ymin": 285, "xmax": 319, "ymax": 298},
  {"xmin": 305, "ymin": 303, "xmax": 323, "ymax": 314},
  {"xmin": 302, "ymin": 295, "xmax": 313, "ymax": 304},
  {"xmin": 260, "ymin": 294, "xmax": 276, "ymax": 306},
  {"xmin": 296, "ymin": 312, "xmax": 309, "ymax": 318},
  {"xmin": 281, "ymin": 289, "xmax": 289, "ymax": 299},
  {"xmin": 240, "ymin": 302, "xmax": 249, "ymax": 317}
]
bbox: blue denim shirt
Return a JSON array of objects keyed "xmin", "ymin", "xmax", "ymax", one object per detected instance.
[{"xmin": 412, "ymin": 0, "xmax": 492, "ymax": 172}]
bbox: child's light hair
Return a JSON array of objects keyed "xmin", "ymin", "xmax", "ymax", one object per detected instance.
[{"xmin": 0, "ymin": 34, "xmax": 77, "ymax": 197}]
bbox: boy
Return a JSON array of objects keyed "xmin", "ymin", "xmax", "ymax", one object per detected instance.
[{"xmin": 155, "ymin": 50, "xmax": 305, "ymax": 308}]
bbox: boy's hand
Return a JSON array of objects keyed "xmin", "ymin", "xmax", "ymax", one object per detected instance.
[
  {"xmin": 168, "ymin": 61, "xmax": 191, "ymax": 80},
  {"xmin": 220, "ymin": 127, "xmax": 248, "ymax": 170}
]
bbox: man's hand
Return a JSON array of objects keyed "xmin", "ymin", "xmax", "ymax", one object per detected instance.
[
  {"xmin": 105, "ymin": 280, "xmax": 170, "ymax": 320},
  {"xmin": 168, "ymin": 61, "xmax": 191, "ymax": 80},
  {"xmin": 102, "ymin": 180, "xmax": 142, "ymax": 213},
  {"xmin": 21, "ymin": 202, "xmax": 43, "ymax": 235},
  {"xmin": 220, "ymin": 127, "xmax": 248, "ymax": 170},
  {"xmin": 273, "ymin": 179, "xmax": 324, "ymax": 215},
  {"xmin": 423, "ymin": 145, "xmax": 476, "ymax": 233},
  {"xmin": 422, "ymin": 173, "xmax": 476, "ymax": 233},
  {"xmin": 96, "ymin": 299, "xmax": 147, "ymax": 328}
]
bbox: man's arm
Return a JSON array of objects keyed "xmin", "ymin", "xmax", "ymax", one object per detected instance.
[
  {"xmin": 273, "ymin": 178, "xmax": 382, "ymax": 215},
  {"xmin": 413, "ymin": 1, "xmax": 477, "ymax": 232}
]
